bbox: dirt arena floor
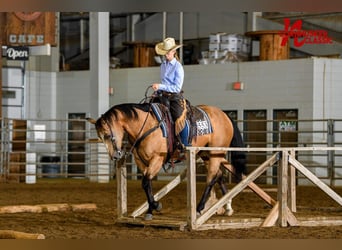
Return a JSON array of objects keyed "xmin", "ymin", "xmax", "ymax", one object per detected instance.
[{"xmin": 0, "ymin": 178, "xmax": 341, "ymax": 239}]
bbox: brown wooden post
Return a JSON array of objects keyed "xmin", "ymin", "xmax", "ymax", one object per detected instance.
[
  {"xmin": 187, "ymin": 148, "xmax": 197, "ymax": 230},
  {"xmin": 116, "ymin": 158, "xmax": 127, "ymax": 218},
  {"xmin": 278, "ymin": 150, "xmax": 288, "ymax": 227},
  {"xmin": 288, "ymin": 149, "xmax": 297, "ymax": 212}
]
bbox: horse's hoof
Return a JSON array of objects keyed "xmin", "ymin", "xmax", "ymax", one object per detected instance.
[
  {"xmin": 196, "ymin": 211, "xmax": 201, "ymax": 217},
  {"xmin": 144, "ymin": 213, "xmax": 153, "ymax": 220},
  {"xmin": 156, "ymin": 202, "xmax": 162, "ymax": 212},
  {"xmin": 225, "ymin": 209, "xmax": 234, "ymax": 216},
  {"xmin": 216, "ymin": 207, "xmax": 226, "ymax": 215}
]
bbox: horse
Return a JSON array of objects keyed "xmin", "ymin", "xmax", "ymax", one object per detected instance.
[{"xmin": 86, "ymin": 100, "xmax": 246, "ymax": 220}]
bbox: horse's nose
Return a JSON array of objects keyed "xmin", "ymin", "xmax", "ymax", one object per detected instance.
[{"xmin": 113, "ymin": 150, "xmax": 123, "ymax": 160}]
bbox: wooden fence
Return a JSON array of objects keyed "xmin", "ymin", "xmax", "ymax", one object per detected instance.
[{"xmin": 116, "ymin": 147, "xmax": 342, "ymax": 231}]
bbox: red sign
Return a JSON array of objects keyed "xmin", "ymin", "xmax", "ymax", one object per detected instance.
[{"xmin": 279, "ymin": 18, "xmax": 333, "ymax": 47}]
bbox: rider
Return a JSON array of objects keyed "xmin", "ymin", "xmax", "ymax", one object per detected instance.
[{"xmin": 152, "ymin": 37, "xmax": 191, "ymax": 150}]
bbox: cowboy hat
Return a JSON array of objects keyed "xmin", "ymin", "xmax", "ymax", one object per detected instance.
[{"xmin": 155, "ymin": 37, "xmax": 183, "ymax": 55}]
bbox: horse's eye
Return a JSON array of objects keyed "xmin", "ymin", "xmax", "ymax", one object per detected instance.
[{"xmin": 103, "ymin": 134, "xmax": 111, "ymax": 140}]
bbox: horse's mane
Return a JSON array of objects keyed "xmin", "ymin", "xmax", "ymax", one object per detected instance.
[{"xmin": 104, "ymin": 103, "xmax": 150, "ymax": 121}]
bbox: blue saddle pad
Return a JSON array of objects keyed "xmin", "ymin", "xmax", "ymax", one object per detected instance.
[
  {"xmin": 151, "ymin": 103, "xmax": 213, "ymax": 138},
  {"xmin": 151, "ymin": 103, "xmax": 168, "ymax": 137}
]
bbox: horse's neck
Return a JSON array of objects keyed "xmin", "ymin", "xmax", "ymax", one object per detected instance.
[{"xmin": 122, "ymin": 111, "xmax": 156, "ymax": 140}]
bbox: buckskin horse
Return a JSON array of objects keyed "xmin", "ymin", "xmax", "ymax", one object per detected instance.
[{"xmin": 86, "ymin": 93, "xmax": 246, "ymax": 220}]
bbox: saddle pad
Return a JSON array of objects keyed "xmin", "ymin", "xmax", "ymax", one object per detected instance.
[
  {"xmin": 151, "ymin": 103, "xmax": 213, "ymax": 138},
  {"xmin": 150, "ymin": 103, "xmax": 168, "ymax": 137},
  {"xmin": 194, "ymin": 107, "xmax": 213, "ymax": 136}
]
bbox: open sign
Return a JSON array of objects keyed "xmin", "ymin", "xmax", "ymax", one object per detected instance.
[{"xmin": 6, "ymin": 46, "xmax": 29, "ymax": 60}]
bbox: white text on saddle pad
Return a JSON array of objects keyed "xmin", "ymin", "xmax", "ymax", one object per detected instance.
[{"xmin": 196, "ymin": 119, "xmax": 210, "ymax": 135}]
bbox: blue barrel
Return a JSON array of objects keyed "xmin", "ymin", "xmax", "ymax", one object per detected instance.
[{"xmin": 41, "ymin": 156, "xmax": 60, "ymax": 178}]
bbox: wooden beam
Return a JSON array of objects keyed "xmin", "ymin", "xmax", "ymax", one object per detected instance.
[
  {"xmin": 195, "ymin": 153, "xmax": 279, "ymax": 227},
  {"xmin": 278, "ymin": 150, "xmax": 288, "ymax": 227},
  {"xmin": 116, "ymin": 159, "xmax": 127, "ymax": 218},
  {"xmin": 0, "ymin": 230, "xmax": 45, "ymax": 239},
  {"xmin": 288, "ymin": 149, "xmax": 297, "ymax": 212},
  {"xmin": 261, "ymin": 202, "xmax": 298, "ymax": 227},
  {"xmin": 187, "ymin": 149, "xmax": 198, "ymax": 230},
  {"xmin": 286, "ymin": 206, "xmax": 299, "ymax": 226},
  {"xmin": 289, "ymin": 155, "xmax": 342, "ymax": 206},
  {"xmin": 130, "ymin": 169, "xmax": 187, "ymax": 218},
  {"xmin": 222, "ymin": 161, "xmax": 277, "ymax": 206},
  {"xmin": 261, "ymin": 202, "xmax": 280, "ymax": 227},
  {"xmin": 0, "ymin": 203, "xmax": 97, "ymax": 214},
  {"xmin": 70, "ymin": 203, "xmax": 97, "ymax": 212}
]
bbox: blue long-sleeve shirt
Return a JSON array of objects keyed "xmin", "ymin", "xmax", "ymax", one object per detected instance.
[{"xmin": 158, "ymin": 58, "xmax": 184, "ymax": 93}]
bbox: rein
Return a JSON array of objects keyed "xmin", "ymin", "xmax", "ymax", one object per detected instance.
[
  {"xmin": 127, "ymin": 86, "xmax": 160, "ymax": 159},
  {"xmin": 105, "ymin": 86, "xmax": 164, "ymax": 167},
  {"xmin": 127, "ymin": 104, "xmax": 153, "ymax": 155}
]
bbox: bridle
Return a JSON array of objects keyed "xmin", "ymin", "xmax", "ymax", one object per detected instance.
[
  {"xmin": 100, "ymin": 106, "xmax": 158, "ymax": 163},
  {"xmin": 101, "ymin": 86, "xmax": 162, "ymax": 163},
  {"xmin": 101, "ymin": 115, "xmax": 124, "ymax": 160}
]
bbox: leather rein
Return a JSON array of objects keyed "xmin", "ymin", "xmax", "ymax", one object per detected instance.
[{"xmin": 104, "ymin": 102, "xmax": 162, "ymax": 167}]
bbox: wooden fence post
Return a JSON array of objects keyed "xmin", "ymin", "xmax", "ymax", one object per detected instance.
[
  {"xmin": 278, "ymin": 150, "xmax": 288, "ymax": 227},
  {"xmin": 116, "ymin": 158, "xmax": 127, "ymax": 218},
  {"xmin": 187, "ymin": 148, "xmax": 197, "ymax": 230},
  {"xmin": 288, "ymin": 149, "xmax": 296, "ymax": 212}
]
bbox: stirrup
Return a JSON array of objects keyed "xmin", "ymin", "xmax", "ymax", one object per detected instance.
[
  {"xmin": 169, "ymin": 149, "xmax": 186, "ymax": 164},
  {"xmin": 176, "ymin": 140, "xmax": 186, "ymax": 152}
]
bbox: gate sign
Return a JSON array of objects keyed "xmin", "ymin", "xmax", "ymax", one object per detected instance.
[
  {"xmin": 6, "ymin": 46, "xmax": 29, "ymax": 61},
  {"xmin": 279, "ymin": 121, "xmax": 296, "ymax": 131}
]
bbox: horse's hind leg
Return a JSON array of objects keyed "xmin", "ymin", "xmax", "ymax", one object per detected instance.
[
  {"xmin": 197, "ymin": 156, "xmax": 234, "ymax": 216},
  {"xmin": 197, "ymin": 151, "xmax": 217, "ymax": 214},
  {"xmin": 141, "ymin": 175, "xmax": 162, "ymax": 220},
  {"xmin": 196, "ymin": 173, "xmax": 219, "ymax": 215},
  {"xmin": 216, "ymin": 171, "xmax": 234, "ymax": 216}
]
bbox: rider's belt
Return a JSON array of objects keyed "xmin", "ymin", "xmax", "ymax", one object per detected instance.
[{"xmin": 161, "ymin": 91, "xmax": 179, "ymax": 97}]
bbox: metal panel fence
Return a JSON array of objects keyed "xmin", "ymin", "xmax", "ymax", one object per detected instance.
[{"xmin": 1, "ymin": 117, "xmax": 342, "ymax": 185}]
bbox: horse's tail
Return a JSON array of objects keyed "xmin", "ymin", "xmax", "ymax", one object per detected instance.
[{"xmin": 228, "ymin": 115, "xmax": 247, "ymax": 181}]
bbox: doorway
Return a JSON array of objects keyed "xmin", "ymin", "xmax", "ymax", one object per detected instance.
[
  {"xmin": 272, "ymin": 109, "xmax": 298, "ymax": 184},
  {"xmin": 244, "ymin": 110, "xmax": 267, "ymax": 183},
  {"xmin": 273, "ymin": 109, "xmax": 298, "ymax": 147}
]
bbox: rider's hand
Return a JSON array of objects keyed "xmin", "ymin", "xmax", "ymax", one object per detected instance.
[{"xmin": 152, "ymin": 83, "xmax": 160, "ymax": 91}]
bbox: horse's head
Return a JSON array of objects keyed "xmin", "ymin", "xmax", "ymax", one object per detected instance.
[{"xmin": 86, "ymin": 116, "xmax": 125, "ymax": 160}]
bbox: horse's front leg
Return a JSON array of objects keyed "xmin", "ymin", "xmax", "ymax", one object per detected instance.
[{"xmin": 141, "ymin": 175, "xmax": 162, "ymax": 220}]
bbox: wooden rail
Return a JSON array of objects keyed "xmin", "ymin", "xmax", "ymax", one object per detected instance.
[
  {"xmin": 186, "ymin": 146, "xmax": 342, "ymax": 230},
  {"xmin": 116, "ymin": 146, "xmax": 342, "ymax": 230}
]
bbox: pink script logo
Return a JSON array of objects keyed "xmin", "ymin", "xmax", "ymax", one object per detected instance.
[{"xmin": 279, "ymin": 18, "xmax": 333, "ymax": 47}]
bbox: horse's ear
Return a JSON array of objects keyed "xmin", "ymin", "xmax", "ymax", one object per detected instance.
[{"xmin": 86, "ymin": 117, "xmax": 96, "ymax": 124}]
